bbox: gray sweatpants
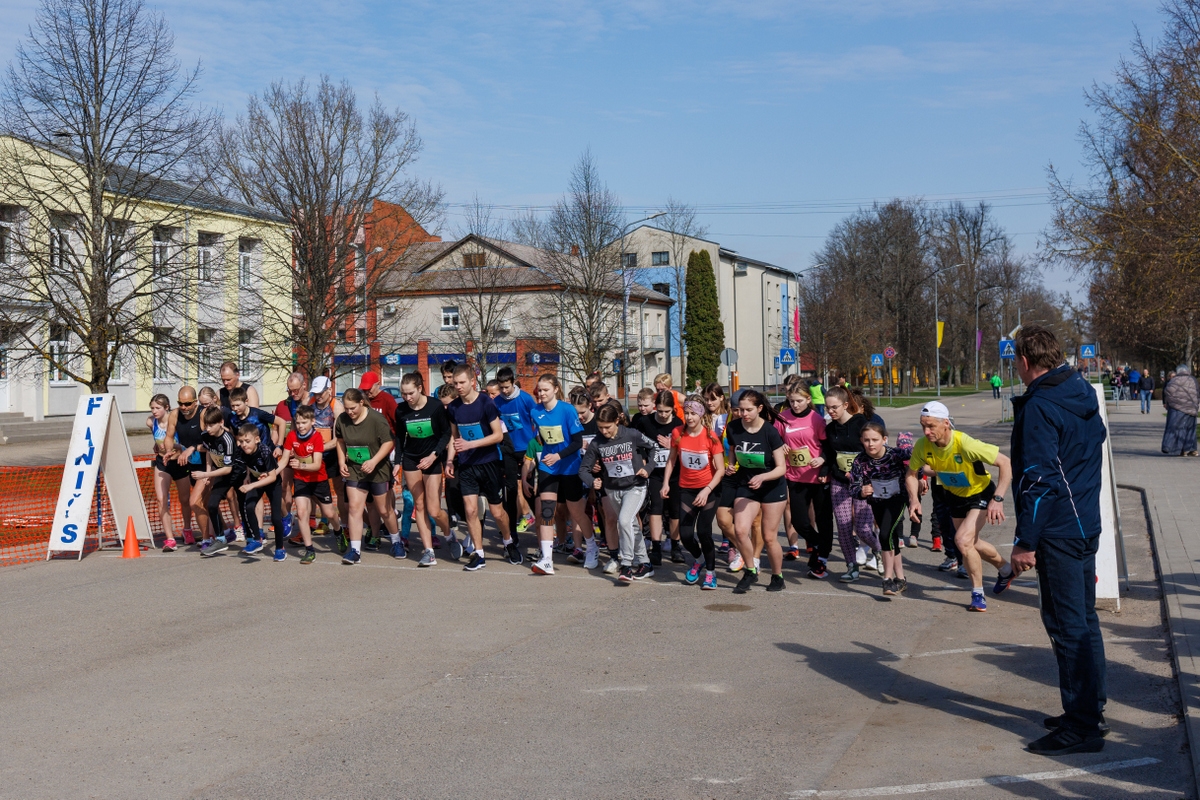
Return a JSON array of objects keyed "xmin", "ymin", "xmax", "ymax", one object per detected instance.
[{"xmin": 608, "ymin": 485, "xmax": 648, "ymax": 567}]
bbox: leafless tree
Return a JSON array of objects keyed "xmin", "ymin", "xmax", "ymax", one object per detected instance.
[
  {"xmin": 0, "ymin": 0, "xmax": 217, "ymax": 392},
  {"xmin": 208, "ymin": 76, "xmax": 443, "ymax": 381},
  {"xmin": 657, "ymin": 197, "xmax": 708, "ymax": 379}
]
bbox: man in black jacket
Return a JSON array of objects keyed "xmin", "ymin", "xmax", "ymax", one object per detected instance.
[{"xmin": 1138, "ymin": 368, "xmax": 1155, "ymax": 414}]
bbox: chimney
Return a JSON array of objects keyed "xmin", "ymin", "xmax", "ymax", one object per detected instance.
[{"xmin": 570, "ymin": 245, "xmax": 580, "ymax": 257}]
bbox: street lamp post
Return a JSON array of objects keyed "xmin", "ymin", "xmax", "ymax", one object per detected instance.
[
  {"xmin": 974, "ymin": 284, "xmax": 1000, "ymax": 390},
  {"xmin": 618, "ymin": 212, "xmax": 666, "ymax": 396},
  {"xmin": 933, "ymin": 263, "xmax": 965, "ymax": 397},
  {"xmin": 794, "ymin": 263, "xmax": 825, "ymax": 384}
]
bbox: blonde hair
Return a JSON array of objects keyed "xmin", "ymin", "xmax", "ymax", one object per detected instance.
[
  {"xmin": 536, "ymin": 373, "xmax": 564, "ymax": 400},
  {"xmin": 653, "ymin": 372, "xmax": 672, "ymax": 388}
]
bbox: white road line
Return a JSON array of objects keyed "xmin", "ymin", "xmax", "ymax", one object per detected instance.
[
  {"xmin": 786, "ymin": 757, "xmax": 1160, "ymax": 798},
  {"xmin": 897, "ymin": 643, "xmax": 1042, "ymax": 659}
]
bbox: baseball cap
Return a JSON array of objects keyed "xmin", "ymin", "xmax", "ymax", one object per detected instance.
[
  {"xmin": 359, "ymin": 372, "xmax": 381, "ymax": 391},
  {"xmin": 311, "ymin": 375, "xmax": 331, "ymax": 395},
  {"xmin": 919, "ymin": 401, "xmax": 951, "ymax": 420}
]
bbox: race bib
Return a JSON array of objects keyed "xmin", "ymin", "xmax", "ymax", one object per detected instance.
[
  {"xmin": 604, "ymin": 458, "xmax": 634, "ymax": 478},
  {"xmin": 682, "ymin": 449, "xmax": 710, "ymax": 471},
  {"xmin": 299, "ymin": 452, "xmax": 318, "ymax": 465},
  {"xmin": 540, "ymin": 424, "xmax": 565, "ymax": 445},
  {"xmin": 870, "ymin": 477, "xmax": 901, "ymax": 499},
  {"xmin": 346, "ymin": 445, "xmax": 371, "ymax": 464},
  {"xmin": 787, "ymin": 446, "xmax": 812, "ymax": 467},
  {"xmin": 938, "ymin": 471, "xmax": 971, "ymax": 488},
  {"xmin": 501, "ymin": 413, "xmax": 523, "ymax": 434},
  {"xmin": 248, "ymin": 466, "xmax": 264, "ymax": 479},
  {"xmin": 208, "ymin": 450, "xmax": 227, "ymax": 469},
  {"xmin": 653, "ymin": 448, "xmax": 670, "ymax": 468},
  {"xmin": 836, "ymin": 451, "xmax": 857, "ymax": 473},
  {"xmin": 406, "ymin": 418, "xmax": 434, "ymax": 439},
  {"xmin": 735, "ymin": 450, "xmax": 766, "ymax": 469},
  {"xmin": 459, "ymin": 422, "xmax": 484, "ymax": 441},
  {"xmin": 582, "ymin": 435, "xmax": 595, "ymax": 451}
]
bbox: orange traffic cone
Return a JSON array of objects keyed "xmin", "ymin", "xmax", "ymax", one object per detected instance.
[{"xmin": 122, "ymin": 516, "xmax": 142, "ymax": 559}]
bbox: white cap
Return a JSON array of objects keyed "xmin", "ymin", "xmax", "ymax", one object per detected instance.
[
  {"xmin": 310, "ymin": 375, "xmax": 331, "ymax": 395},
  {"xmin": 919, "ymin": 400, "xmax": 951, "ymax": 420}
]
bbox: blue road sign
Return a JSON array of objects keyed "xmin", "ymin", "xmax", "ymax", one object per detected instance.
[
  {"xmin": 1080, "ymin": 344, "xmax": 1097, "ymax": 359},
  {"xmin": 774, "ymin": 357, "xmax": 781, "ymax": 370},
  {"xmin": 779, "ymin": 348, "xmax": 796, "ymax": 366},
  {"xmin": 870, "ymin": 353, "xmax": 884, "ymax": 368},
  {"xmin": 1000, "ymin": 339, "xmax": 1016, "ymax": 360}
]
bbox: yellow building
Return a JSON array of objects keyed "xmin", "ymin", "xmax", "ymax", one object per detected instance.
[{"xmin": 0, "ymin": 135, "xmax": 292, "ymax": 422}]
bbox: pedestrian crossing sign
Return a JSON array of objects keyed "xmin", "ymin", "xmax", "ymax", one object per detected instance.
[
  {"xmin": 1081, "ymin": 344, "xmax": 1097, "ymax": 359},
  {"xmin": 999, "ymin": 339, "xmax": 1015, "ymax": 360},
  {"xmin": 870, "ymin": 354, "xmax": 884, "ymax": 367}
]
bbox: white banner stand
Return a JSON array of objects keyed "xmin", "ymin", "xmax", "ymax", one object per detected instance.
[
  {"xmin": 46, "ymin": 394, "xmax": 153, "ymax": 560},
  {"xmin": 1092, "ymin": 383, "xmax": 1122, "ymax": 608}
]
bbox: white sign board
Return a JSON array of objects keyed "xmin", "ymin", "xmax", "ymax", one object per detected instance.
[
  {"xmin": 47, "ymin": 394, "xmax": 152, "ymax": 559},
  {"xmin": 1092, "ymin": 383, "xmax": 1120, "ymax": 606}
]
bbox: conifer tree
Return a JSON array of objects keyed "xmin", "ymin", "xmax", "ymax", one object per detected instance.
[{"xmin": 684, "ymin": 249, "xmax": 724, "ymax": 387}]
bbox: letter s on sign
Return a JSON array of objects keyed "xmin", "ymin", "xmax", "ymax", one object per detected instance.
[{"xmin": 60, "ymin": 523, "xmax": 78, "ymax": 544}]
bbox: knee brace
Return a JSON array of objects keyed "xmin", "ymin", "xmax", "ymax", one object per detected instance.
[{"xmin": 540, "ymin": 498, "xmax": 558, "ymax": 522}]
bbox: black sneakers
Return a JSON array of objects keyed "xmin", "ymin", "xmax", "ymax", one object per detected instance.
[
  {"xmin": 732, "ymin": 570, "xmax": 759, "ymax": 594},
  {"xmin": 1026, "ymin": 726, "xmax": 1105, "ymax": 755}
]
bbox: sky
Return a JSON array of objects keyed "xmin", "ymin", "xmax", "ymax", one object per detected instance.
[{"xmin": 0, "ymin": 0, "xmax": 1167, "ymax": 295}]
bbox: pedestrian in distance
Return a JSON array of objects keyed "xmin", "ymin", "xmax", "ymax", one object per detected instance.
[
  {"xmin": 1161, "ymin": 364, "xmax": 1200, "ymax": 457},
  {"xmin": 1138, "ymin": 368, "xmax": 1155, "ymax": 414},
  {"xmin": 1007, "ymin": 324, "xmax": 1109, "ymax": 755},
  {"xmin": 990, "ymin": 372, "xmax": 1003, "ymax": 399}
]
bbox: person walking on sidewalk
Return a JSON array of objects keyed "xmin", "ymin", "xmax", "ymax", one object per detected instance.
[
  {"xmin": 990, "ymin": 372, "xmax": 1003, "ymax": 399},
  {"xmin": 1138, "ymin": 368, "xmax": 1155, "ymax": 414},
  {"xmin": 1008, "ymin": 324, "xmax": 1108, "ymax": 755},
  {"xmin": 1161, "ymin": 364, "xmax": 1200, "ymax": 457}
]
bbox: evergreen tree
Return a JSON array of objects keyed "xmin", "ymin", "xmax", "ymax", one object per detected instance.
[{"xmin": 684, "ymin": 249, "xmax": 724, "ymax": 388}]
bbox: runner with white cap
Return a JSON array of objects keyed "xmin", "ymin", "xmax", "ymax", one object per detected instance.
[{"xmin": 904, "ymin": 400, "xmax": 1013, "ymax": 612}]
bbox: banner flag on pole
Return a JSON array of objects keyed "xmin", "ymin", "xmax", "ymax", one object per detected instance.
[
  {"xmin": 793, "ymin": 307, "xmax": 800, "ymax": 343},
  {"xmin": 937, "ymin": 321, "xmax": 944, "ymax": 348},
  {"xmin": 976, "ymin": 329, "xmax": 982, "ymax": 351}
]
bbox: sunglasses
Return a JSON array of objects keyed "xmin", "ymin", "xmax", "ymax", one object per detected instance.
[{"xmin": 178, "ymin": 400, "xmax": 196, "ymax": 407}]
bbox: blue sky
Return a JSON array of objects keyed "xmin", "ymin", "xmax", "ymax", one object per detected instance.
[{"xmin": 0, "ymin": 0, "xmax": 1165, "ymax": 293}]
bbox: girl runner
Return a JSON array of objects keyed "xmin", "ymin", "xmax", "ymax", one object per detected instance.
[
  {"xmin": 662, "ymin": 395, "xmax": 726, "ymax": 589},
  {"xmin": 147, "ymin": 394, "xmax": 190, "ymax": 551},
  {"xmin": 823, "ymin": 386, "xmax": 881, "ymax": 582},
  {"xmin": 775, "ymin": 384, "xmax": 835, "ymax": 579},
  {"xmin": 569, "ymin": 386, "xmax": 602, "ymax": 569},
  {"xmin": 725, "ymin": 390, "xmax": 788, "ymax": 594},
  {"xmin": 848, "ymin": 422, "xmax": 911, "ymax": 596},
  {"xmin": 705, "ymin": 384, "xmax": 740, "ymax": 564},
  {"xmin": 396, "ymin": 372, "xmax": 454, "ymax": 567},
  {"xmin": 632, "ymin": 389, "xmax": 683, "ymax": 566},
  {"xmin": 530, "ymin": 374, "xmax": 592, "ymax": 575},
  {"xmin": 335, "ymin": 388, "xmax": 400, "ymax": 565}
]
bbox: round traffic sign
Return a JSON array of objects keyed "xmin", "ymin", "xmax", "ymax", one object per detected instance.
[{"xmin": 884, "ymin": 346, "xmax": 896, "ymax": 359}]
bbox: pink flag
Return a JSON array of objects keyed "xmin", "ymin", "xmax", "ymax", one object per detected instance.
[
  {"xmin": 976, "ymin": 329, "xmax": 983, "ymax": 351},
  {"xmin": 794, "ymin": 308, "xmax": 801, "ymax": 343}
]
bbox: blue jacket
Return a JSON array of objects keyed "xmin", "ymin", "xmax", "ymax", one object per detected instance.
[{"xmin": 1010, "ymin": 364, "xmax": 1106, "ymax": 549}]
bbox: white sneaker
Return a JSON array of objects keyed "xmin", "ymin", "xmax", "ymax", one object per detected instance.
[
  {"xmin": 531, "ymin": 556, "xmax": 555, "ymax": 575},
  {"xmin": 464, "ymin": 538, "xmax": 476, "ymax": 556},
  {"xmin": 753, "ymin": 557, "xmax": 761, "ymax": 571},
  {"xmin": 583, "ymin": 538, "xmax": 599, "ymax": 570},
  {"xmin": 603, "ymin": 557, "xmax": 620, "ymax": 575},
  {"xmin": 907, "ymin": 535, "xmax": 919, "ymax": 549},
  {"xmin": 873, "ymin": 552, "xmax": 884, "ymax": 573},
  {"xmin": 856, "ymin": 545, "xmax": 870, "ymax": 566},
  {"xmin": 728, "ymin": 551, "xmax": 744, "ymax": 572}
]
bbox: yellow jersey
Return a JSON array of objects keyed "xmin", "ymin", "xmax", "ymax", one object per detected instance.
[{"xmin": 908, "ymin": 429, "xmax": 999, "ymax": 498}]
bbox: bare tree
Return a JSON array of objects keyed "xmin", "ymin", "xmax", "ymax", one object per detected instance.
[
  {"xmin": 0, "ymin": 0, "xmax": 216, "ymax": 391},
  {"xmin": 657, "ymin": 197, "xmax": 708, "ymax": 379},
  {"xmin": 208, "ymin": 76, "xmax": 443, "ymax": 381}
]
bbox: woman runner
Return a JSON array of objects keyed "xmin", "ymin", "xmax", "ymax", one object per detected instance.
[
  {"xmin": 823, "ymin": 386, "xmax": 881, "ymax": 582},
  {"xmin": 335, "ymin": 388, "xmax": 400, "ymax": 565},
  {"xmin": 662, "ymin": 395, "xmax": 726, "ymax": 589},
  {"xmin": 848, "ymin": 422, "xmax": 911, "ymax": 596},
  {"xmin": 775, "ymin": 384, "xmax": 835, "ymax": 578},
  {"xmin": 395, "ymin": 372, "xmax": 454, "ymax": 567},
  {"xmin": 147, "ymin": 394, "xmax": 189, "ymax": 551},
  {"xmin": 725, "ymin": 390, "xmax": 788, "ymax": 594}
]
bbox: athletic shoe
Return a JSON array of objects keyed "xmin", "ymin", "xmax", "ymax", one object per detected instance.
[
  {"xmin": 1043, "ymin": 714, "xmax": 1110, "ymax": 736},
  {"xmin": 342, "ymin": 549, "xmax": 361, "ymax": 566},
  {"xmin": 364, "ymin": 534, "xmax": 380, "ymax": 552},
  {"xmin": 583, "ymin": 539, "xmax": 599, "ymax": 569},
  {"xmin": 956, "ymin": 564, "xmax": 969, "ymax": 580},
  {"xmin": 968, "ymin": 593, "xmax": 987, "ymax": 612},
  {"xmin": 391, "ymin": 540, "xmax": 407, "ymax": 560},
  {"xmin": 553, "ymin": 541, "xmax": 573, "ymax": 555},
  {"xmin": 862, "ymin": 552, "xmax": 878, "ymax": 572},
  {"xmin": 336, "ymin": 529, "xmax": 349, "ymax": 555},
  {"xmin": 243, "ymin": 538, "xmax": 264, "ymax": 556},
  {"xmin": 1025, "ymin": 727, "xmax": 1104, "ymax": 755},
  {"xmin": 162, "ymin": 538, "xmax": 177, "ymax": 553},
  {"xmin": 938, "ymin": 556, "xmax": 958, "ymax": 572},
  {"xmin": 604, "ymin": 558, "xmax": 621, "ymax": 575},
  {"xmin": 448, "ymin": 537, "xmax": 463, "ymax": 561},
  {"xmin": 783, "ymin": 545, "xmax": 800, "ymax": 561},
  {"xmin": 684, "ymin": 562, "xmax": 703, "ymax": 585},
  {"xmin": 281, "ymin": 513, "xmax": 293, "ymax": 539},
  {"xmin": 882, "ymin": 578, "xmax": 897, "ymax": 596},
  {"xmin": 463, "ymin": 538, "xmax": 477, "ymax": 556},
  {"xmin": 287, "ymin": 534, "xmax": 305, "ymax": 547},
  {"xmin": 727, "ymin": 551, "xmax": 744, "ymax": 573},
  {"xmin": 632, "ymin": 563, "xmax": 654, "ymax": 580},
  {"xmin": 618, "ymin": 566, "xmax": 634, "ymax": 584},
  {"xmin": 202, "ymin": 539, "xmax": 228, "ymax": 557},
  {"xmin": 839, "ymin": 564, "xmax": 860, "ymax": 583},
  {"xmin": 464, "ymin": 552, "xmax": 486, "ymax": 571},
  {"xmin": 231, "ymin": 527, "xmax": 245, "ymax": 543},
  {"xmin": 418, "ymin": 549, "xmax": 437, "ymax": 567},
  {"xmin": 515, "ymin": 515, "xmax": 529, "ymax": 533},
  {"xmin": 701, "ymin": 571, "xmax": 718, "ymax": 590},
  {"xmin": 568, "ymin": 548, "xmax": 586, "ymax": 564},
  {"xmin": 531, "ymin": 556, "xmax": 555, "ymax": 575},
  {"xmin": 198, "ymin": 537, "xmax": 214, "ymax": 554},
  {"xmin": 431, "ymin": 534, "xmax": 442, "ymax": 549},
  {"xmin": 732, "ymin": 570, "xmax": 758, "ymax": 594},
  {"xmin": 807, "ymin": 561, "xmax": 828, "ymax": 580},
  {"xmin": 300, "ymin": 549, "xmax": 316, "ymax": 565},
  {"xmin": 931, "ymin": 536, "xmax": 943, "ymax": 552},
  {"xmin": 993, "ymin": 569, "xmax": 1015, "ymax": 595},
  {"xmin": 766, "ymin": 574, "xmax": 785, "ymax": 592},
  {"xmin": 907, "ymin": 535, "xmax": 919, "ymax": 549},
  {"xmin": 273, "ymin": 548, "xmax": 287, "ymax": 562},
  {"xmin": 181, "ymin": 529, "xmax": 196, "ymax": 545},
  {"xmin": 895, "ymin": 578, "xmax": 908, "ymax": 594},
  {"xmin": 855, "ymin": 544, "xmax": 870, "ymax": 566},
  {"xmin": 671, "ymin": 545, "xmax": 685, "ymax": 564},
  {"xmin": 874, "ymin": 553, "xmax": 884, "ymax": 573}
]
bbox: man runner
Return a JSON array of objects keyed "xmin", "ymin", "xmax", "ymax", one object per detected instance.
[{"xmin": 494, "ymin": 366, "xmax": 537, "ymax": 542}]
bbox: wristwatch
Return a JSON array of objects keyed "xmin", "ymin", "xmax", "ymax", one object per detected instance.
[{"xmin": 992, "ymin": 494, "xmax": 1004, "ymax": 503}]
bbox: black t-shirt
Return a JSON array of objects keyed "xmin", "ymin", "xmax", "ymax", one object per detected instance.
[
  {"xmin": 200, "ymin": 430, "xmax": 243, "ymax": 481},
  {"xmin": 631, "ymin": 412, "xmax": 683, "ymax": 474},
  {"xmin": 579, "ymin": 416, "xmax": 599, "ymax": 453},
  {"xmin": 222, "ymin": 406, "xmax": 276, "ymax": 442},
  {"xmin": 725, "ymin": 418, "xmax": 785, "ymax": 484},
  {"xmin": 235, "ymin": 438, "xmax": 279, "ymax": 480},
  {"xmin": 395, "ymin": 396, "xmax": 452, "ymax": 460},
  {"xmin": 824, "ymin": 414, "xmax": 867, "ymax": 483}
]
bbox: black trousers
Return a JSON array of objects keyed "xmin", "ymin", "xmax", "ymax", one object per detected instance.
[
  {"xmin": 787, "ymin": 480, "xmax": 833, "ymax": 564},
  {"xmin": 678, "ymin": 487, "xmax": 718, "ymax": 571},
  {"xmin": 242, "ymin": 479, "xmax": 285, "ymax": 550},
  {"xmin": 500, "ymin": 436, "xmax": 521, "ymax": 544}
]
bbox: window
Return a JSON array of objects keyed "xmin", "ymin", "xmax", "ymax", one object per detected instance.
[
  {"xmin": 49, "ymin": 218, "xmax": 71, "ymax": 272},
  {"xmin": 152, "ymin": 228, "xmax": 170, "ymax": 276},
  {"xmin": 238, "ymin": 329, "xmax": 255, "ymax": 376},
  {"xmin": 651, "ymin": 251, "xmax": 669, "ymax": 267},
  {"xmin": 196, "ymin": 328, "xmax": 216, "ymax": 377},
  {"xmin": 49, "ymin": 324, "xmax": 69, "ymax": 382},
  {"xmin": 0, "ymin": 344, "xmax": 7, "ymax": 381},
  {"xmin": 238, "ymin": 240, "xmax": 254, "ymax": 288},
  {"xmin": 0, "ymin": 206, "xmax": 15, "ymax": 265},
  {"xmin": 463, "ymin": 252, "xmax": 486, "ymax": 268},
  {"xmin": 356, "ymin": 327, "xmax": 367, "ymax": 346},
  {"xmin": 441, "ymin": 306, "xmax": 459, "ymax": 330},
  {"xmin": 355, "ymin": 287, "xmax": 366, "ymax": 313},
  {"xmin": 108, "ymin": 342, "xmax": 123, "ymax": 383},
  {"xmin": 153, "ymin": 328, "xmax": 171, "ymax": 380},
  {"xmin": 197, "ymin": 233, "xmax": 218, "ymax": 282},
  {"xmin": 107, "ymin": 221, "xmax": 131, "ymax": 278},
  {"xmin": 337, "ymin": 328, "xmax": 348, "ymax": 343},
  {"xmin": 621, "ymin": 252, "xmax": 637, "ymax": 270}
]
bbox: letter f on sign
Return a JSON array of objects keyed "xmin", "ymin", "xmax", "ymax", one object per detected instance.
[{"xmin": 86, "ymin": 396, "xmax": 104, "ymax": 415}]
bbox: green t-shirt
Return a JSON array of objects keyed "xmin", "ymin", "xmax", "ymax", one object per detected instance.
[
  {"xmin": 810, "ymin": 384, "xmax": 825, "ymax": 404},
  {"xmin": 335, "ymin": 408, "xmax": 394, "ymax": 483}
]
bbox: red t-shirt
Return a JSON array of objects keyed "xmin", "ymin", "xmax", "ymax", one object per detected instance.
[
  {"xmin": 369, "ymin": 391, "xmax": 398, "ymax": 435},
  {"xmin": 275, "ymin": 397, "xmax": 300, "ymax": 424},
  {"xmin": 284, "ymin": 429, "xmax": 327, "ymax": 483},
  {"xmin": 672, "ymin": 428, "xmax": 724, "ymax": 489}
]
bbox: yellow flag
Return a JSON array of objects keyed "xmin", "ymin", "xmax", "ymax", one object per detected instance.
[{"xmin": 937, "ymin": 321, "xmax": 944, "ymax": 348}]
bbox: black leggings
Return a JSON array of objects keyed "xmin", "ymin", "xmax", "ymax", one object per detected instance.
[
  {"xmin": 871, "ymin": 495, "xmax": 908, "ymax": 556},
  {"xmin": 500, "ymin": 440, "xmax": 521, "ymax": 542},
  {"xmin": 678, "ymin": 487, "xmax": 718, "ymax": 571},
  {"xmin": 242, "ymin": 480, "xmax": 285, "ymax": 550},
  {"xmin": 787, "ymin": 480, "xmax": 834, "ymax": 558}
]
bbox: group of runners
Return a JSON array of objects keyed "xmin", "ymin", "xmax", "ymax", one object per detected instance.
[{"xmin": 144, "ymin": 361, "xmax": 1019, "ymax": 608}]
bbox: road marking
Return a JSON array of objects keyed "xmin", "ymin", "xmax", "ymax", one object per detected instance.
[
  {"xmin": 584, "ymin": 685, "xmax": 648, "ymax": 694},
  {"xmin": 786, "ymin": 757, "xmax": 1160, "ymax": 797}
]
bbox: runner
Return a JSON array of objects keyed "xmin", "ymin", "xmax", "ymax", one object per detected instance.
[
  {"xmin": 147, "ymin": 394, "xmax": 191, "ymax": 551},
  {"xmin": 282, "ymin": 404, "xmax": 343, "ymax": 564},
  {"xmin": 273, "ymin": 371, "xmax": 310, "ymax": 532},
  {"xmin": 165, "ymin": 386, "xmax": 210, "ymax": 544},
  {"xmin": 823, "ymin": 386, "xmax": 881, "ymax": 582},
  {"xmin": 359, "ymin": 371, "xmax": 399, "ymax": 551},
  {"xmin": 219, "ymin": 361, "xmax": 260, "ymax": 409},
  {"xmin": 725, "ymin": 390, "xmax": 788, "ymax": 593},
  {"xmin": 395, "ymin": 371, "xmax": 453, "ymax": 567},
  {"xmin": 195, "ymin": 406, "xmax": 244, "ymax": 556},
  {"xmin": 704, "ymin": 383, "xmax": 739, "ymax": 561},
  {"xmin": 662, "ymin": 395, "xmax": 726, "ymax": 590},
  {"xmin": 653, "ymin": 372, "xmax": 685, "ymax": 420},
  {"xmin": 529, "ymin": 373, "xmax": 591, "ymax": 575},
  {"xmin": 335, "ymin": 388, "xmax": 400, "ymax": 565},
  {"xmin": 446, "ymin": 364, "xmax": 514, "ymax": 570},
  {"xmin": 308, "ymin": 376, "xmax": 346, "ymax": 538},
  {"xmin": 578, "ymin": 404, "xmax": 656, "ymax": 583},
  {"xmin": 775, "ymin": 383, "xmax": 835, "ymax": 579},
  {"xmin": 848, "ymin": 422, "xmax": 911, "ymax": 596},
  {"xmin": 631, "ymin": 389, "xmax": 683, "ymax": 566},
  {"xmin": 587, "ymin": 380, "xmax": 627, "ymax": 424},
  {"xmin": 905, "ymin": 400, "xmax": 1013, "ymax": 612},
  {"xmin": 569, "ymin": 386, "xmax": 602, "ymax": 569},
  {"xmin": 495, "ymin": 366, "xmax": 537, "ymax": 544},
  {"xmin": 232, "ymin": 423, "xmax": 286, "ymax": 560}
]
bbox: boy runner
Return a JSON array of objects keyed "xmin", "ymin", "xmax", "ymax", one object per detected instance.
[
  {"xmin": 494, "ymin": 366, "xmax": 538, "ymax": 539},
  {"xmin": 232, "ymin": 423, "xmax": 287, "ymax": 560},
  {"xmin": 194, "ymin": 407, "xmax": 244, "ymax": 556},
  {"xmin": 283, "ymin": 404, "xmax": 343, "ymax": 564}
]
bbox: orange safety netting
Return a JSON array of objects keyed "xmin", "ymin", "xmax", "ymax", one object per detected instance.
[{"xmin": 1, "ymin": 461, "xmax": 237, "ymax": 566}]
